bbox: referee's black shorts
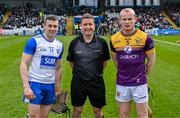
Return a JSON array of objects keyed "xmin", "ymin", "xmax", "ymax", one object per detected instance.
[{"xmin": 71, "ymin": 76, "xmax": 106, "ymax": 108}]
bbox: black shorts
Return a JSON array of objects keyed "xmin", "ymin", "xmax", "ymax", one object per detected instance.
[{"xmin": 71, "ymin": 76, "xmax": 106, "ymax": 108}]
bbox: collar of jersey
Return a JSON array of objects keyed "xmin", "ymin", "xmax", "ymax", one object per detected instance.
[
  {"xmin": 42, "ymin": 34, "xmax": 55, "ymax": 42},
  {"xmin": 80, "ymin": 33, "xmax": 96, "ymax": 43},
  {"xmin": 121, "ymin": 29, "xmax": 138, "ymax": 37}
]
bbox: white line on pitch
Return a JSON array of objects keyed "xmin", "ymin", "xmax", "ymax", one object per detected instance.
[
  {"xmin": 0, "ymin": 36, "xmax": 17, "ymax": 40},
  {"xmin": 154, "ymin": 39, "xmax": 180, "ymax": 46}
]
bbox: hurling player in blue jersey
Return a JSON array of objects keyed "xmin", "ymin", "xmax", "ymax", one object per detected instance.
[{"xmin": 20, "ymin": 14, "xmax": 64, "ymax": 118}]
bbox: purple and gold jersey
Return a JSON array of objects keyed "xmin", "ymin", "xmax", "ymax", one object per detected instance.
[{"xmin": 110, "ymin": 29, "xmax": 155, "ymax": 86}]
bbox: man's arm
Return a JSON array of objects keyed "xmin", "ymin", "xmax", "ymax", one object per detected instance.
[
  {"xmin": 110, "ymin": 38, "xmax": 117, "ymax": 68},
  {"xmin": 145, "ymin": 35, "xmax": 156, "ymax": 75},
  {"xmin": 146, "ymin": 51, "xmax": 156, "ymax": 76},
  {"xmin": 103, "ymin": 61, "xmax": 107, "ymax": 69},
  {"xmin": 67, "ymin": 40, "xmax": 74, "ymax": 70},
  {"xmin": 20, "ymin": 54, "xmax": 35, "ymax": 99},
  {"xmin": 55, "ymin": 60, "xmax": 62, "ymax": 96},
  {"xmin": 111, "ymin": 51, "xmax": 117, "ymax": 68},
  {"xmin": 69, "ymin": 62, "xmax": 74, "ymax": 69}
]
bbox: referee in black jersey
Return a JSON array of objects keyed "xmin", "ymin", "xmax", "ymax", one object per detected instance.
[{"xmin": 67, "ymin": 13, "xmax": 110, "ymax": 118}]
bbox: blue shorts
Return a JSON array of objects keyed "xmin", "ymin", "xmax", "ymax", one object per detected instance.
[{"xmin": 23, "ymin": 81, "xmax": 56, "ymax": 105}]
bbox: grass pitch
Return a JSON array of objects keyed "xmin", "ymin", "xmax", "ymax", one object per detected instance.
[{"xmin": 0, "ymin": 35, "xmax": 180, "ymax": 117}]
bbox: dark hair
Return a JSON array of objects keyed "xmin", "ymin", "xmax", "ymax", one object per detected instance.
[
  {"xmin": 81, "ymin": 13, "xmax": 95, "ymax": 23},
  {"xmin": 44, "ymin": 14, "xmax": 58, "ymax": 23}
]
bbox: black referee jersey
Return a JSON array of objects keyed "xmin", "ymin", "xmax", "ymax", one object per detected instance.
[{"xmin": 67, "ymin": 34, "xmax": 110, "ymax": 80}]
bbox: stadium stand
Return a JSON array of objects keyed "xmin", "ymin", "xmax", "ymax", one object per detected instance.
[
  {"xmin": 0, "ymin": 3, "xmax": 7, "ymax": 28},
  {"xmin": 166, "ymin": 5, "xmax": 180, "ymax": 27},
  {"xmin": 3, "ymin": 7, "xmax": 43, "ymax": 29},
  {"xmin": 1, "ymin": 0, "xmax": 180, "ymax": 36}
]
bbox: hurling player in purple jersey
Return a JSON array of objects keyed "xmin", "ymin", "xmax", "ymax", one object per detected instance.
[{"xmin": 110, "ymin": 8, "xmax": 155, "ymax": 118}]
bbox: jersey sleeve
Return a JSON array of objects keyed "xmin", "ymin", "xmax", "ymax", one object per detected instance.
[
  {"xmin": 145, "ymin": 35, "xmax": 155, "ymax": 54},
  {"xmin": 23, "ymin": 38, "xmax": 37, "ymax": 55},
  {"xmin": 102, "ymin": 39, "xmax": 110, "ymax": 61},
  {"xmin": 110, "ymin": 39, "xmax": 116, "ymax": 52},
  {"xmin": 58, "ymin": 44, "xmax": 64, "ymax": 59},
  {"xmin": 66, "ymin": 40, "xmax": 75, "ymax": 62}
]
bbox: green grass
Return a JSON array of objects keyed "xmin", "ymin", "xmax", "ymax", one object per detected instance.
[
  {"xmin": 0, "ymin": 35, "xmax": 180, "ymax": 117},
  {"xmin": 152, "ymin": 35, "xmax": 180, "ymax": 43}
]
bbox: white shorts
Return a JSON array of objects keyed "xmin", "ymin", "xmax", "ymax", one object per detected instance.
[{"xmin": 116, "ymin": 84, "xmax": 148, "ymax": 103}]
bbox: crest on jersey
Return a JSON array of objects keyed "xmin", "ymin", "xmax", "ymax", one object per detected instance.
[
  {"xmin": 124, "ymin": 46, "xmax": 132, "ymax": 53},
  {"xmin": 135, "ymin": 38, "xmax": 142, "ymax": 45}
]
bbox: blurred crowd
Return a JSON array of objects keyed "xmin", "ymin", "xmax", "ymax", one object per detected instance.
[
  {"xmin": 0, "ymin": 3, "xmax": 7, "ymax": 22},
  {"xmin": 1, "ymin": 2, "xmax": 180, "ymax": 35},
  {"xmin": 98, "ymin": 7, "xmax": 174, "ymax": 35},
  {"xmin": 168, "ymin": 8, "xmax": 180, "ymax": 27},
  {"xmin": 2, "ymin": 7, "xmax": 67, "ymax": 35},
  {"xmin": 3, "ymin": 7, "xmax": 43, "ymax": 29}
]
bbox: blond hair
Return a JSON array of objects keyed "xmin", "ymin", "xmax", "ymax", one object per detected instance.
[{"xmin": 119, "ymin": 8, "xmax": 136, "ymax": 19}]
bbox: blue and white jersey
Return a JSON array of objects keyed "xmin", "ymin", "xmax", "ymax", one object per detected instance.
[{"xmin": 23, "ymin": 34, "xmax": 64, "ymax": 84}]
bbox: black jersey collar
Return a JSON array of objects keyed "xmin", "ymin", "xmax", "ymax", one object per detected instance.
[{"xmin": 80, "ymin": 33, "xmax": 96, "ymax": 43}]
